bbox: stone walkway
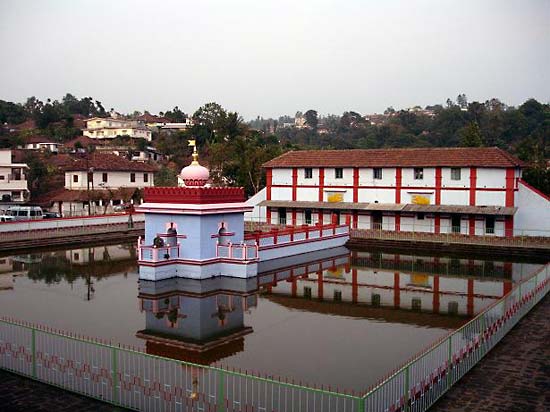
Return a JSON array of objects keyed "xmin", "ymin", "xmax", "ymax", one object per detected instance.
[
  {"xmin": 430, "ymin": 294, "xmax": 550, "ymax": 412},
  {"xmin": 0, "ymin": 370, "xmax": 129, "ymax": 412}
]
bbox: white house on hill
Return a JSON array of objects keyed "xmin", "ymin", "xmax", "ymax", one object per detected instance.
[{"xmin": 0, "ymin": 149, "xmax": 29, "ymax": 202}]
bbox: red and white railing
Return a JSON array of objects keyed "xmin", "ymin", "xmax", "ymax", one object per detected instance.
[
  {"xmin": 216, "ymin": 242, "xmax": 259, "ymax": 260},
  {"xmin": 138, "ymin": 237, "xmax": 180, "ymax": 262},
  {"xmin": 244, "ymin": 223, "xmax": 350, "ymax": 248}
]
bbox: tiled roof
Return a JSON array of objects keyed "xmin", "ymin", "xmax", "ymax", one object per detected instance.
[
  {"xmin": 63, "ymin": 153, "xmax": 158, "ymax": 172},
  {"xmin": 259, "ymin": 200, "xmax": 517, "ymax": 216},
  {"xmin": 263, "ymin": 147, "xmax": 524, "ymax": 168},
  {"xmin": 65, "ymin": 136, "xmax": 108, "ymax": 148},
  {"xmin": 24, "ymin": 135, "xmax": 57, "ymax": 144},
  {"xmin": 7, "ymin": 119, "xmax": 37, "ymax": 131},
  {"xmin": 36, "ymin": 187, "xmax": 139, "ymax": 204}
]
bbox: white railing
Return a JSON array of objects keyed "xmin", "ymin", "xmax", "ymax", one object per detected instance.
[
  {"xmin": 0, "ymin": 213, "xmax": 145, "ymax": 234},
  {"xmin": 216, "ymin": 242, "xmax": 259, "ymax": 260},
  {"xmin": 245, "ymin": 223, "xmax": 350, "ymax": 249},
  {"xmin": 138, "ymin": 241, "xmax": 180, "ymax": 262}
]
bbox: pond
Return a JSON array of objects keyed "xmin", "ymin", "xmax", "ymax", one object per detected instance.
[{"xmin": 0, "ymin": 243, "xmax": 543, "ymax": 391}]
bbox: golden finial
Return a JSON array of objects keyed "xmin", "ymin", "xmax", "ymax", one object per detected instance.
[{"xmin": 188, "ymin": 139, "xmax": 198, "ymax": 164}]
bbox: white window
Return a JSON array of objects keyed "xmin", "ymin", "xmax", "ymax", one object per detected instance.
[
  {"xmin": 414, "ymin": 168, "xmax": 424, "ymax": 180},
  {"xmin": 373, "ymin": 168, "xmax": 382, "ymax": 180},
  {"xmin": 451, "ymin": 168, "xmax": 461, "ymax": 180},
  {"xmin": 304, "ymin": 168, "xmax": 313, "ymax": 179}
]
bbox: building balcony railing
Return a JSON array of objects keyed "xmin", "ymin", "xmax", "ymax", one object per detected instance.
[
  {"xmin": 244, "ymin": 223, "xmax": 350, "ymax": 248},
  {"xmin": 216, "ymin": 242, "xmax": 259, "ymax": 260},
  {"xmin": 138, "ymin": 239, "xmax": 180, "ymax": 262}
]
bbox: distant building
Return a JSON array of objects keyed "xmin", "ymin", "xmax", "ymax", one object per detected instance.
[
  {"xmin": 19, "ymin": 135, "xmax": 62, "ymax": 153},
  {"xmin": 83, "ymin": 117, "xmax": 152, "ymax": 141},
  {"xmin": 260, "ymin": 147, "xmax": 550, "ymax": 237},
  {"xmin": 41, "ymin": 153, "xmax": 157, "ymax": 216},
  {"xmin": 136, "ymin": 113, "xmax": 193, "ymax": 132},
  {"xmin": 0, "ymin": 149, "xmax": 29, "ymax": 202},
  {"xmin": 294, "ymin": 115, "xmax": 307, "ymax": 129}
]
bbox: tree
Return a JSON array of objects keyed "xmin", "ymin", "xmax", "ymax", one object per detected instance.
[
  {"xmin": 0, "ymin": 100, "xmax": 27, "ymax": 124},
  {"xmin": 456, "ymin": 93, "xmax": 468, "ymax": 109},
  {"xmin": 459, "ymin": 122, "xmax": 484, "ymax": 147},
  {"xmin": 164, "ymin": 106, "xmax": 187, "ymax": 122},
  {"xmin": 304, "ymin": 110, "xmax": 318, "ymax": 129},
  {"xmin": 192, "ymin": 102, "xmax": 227, "ymax": 144},
  {"xmin": 155, "ymin": 166, "xmax": 178, "ymax": 186}
]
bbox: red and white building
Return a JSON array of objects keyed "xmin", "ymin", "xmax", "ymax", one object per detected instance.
[{"xmin": 259, "ymin": 148, "xmax": 550, "ymax": 237}]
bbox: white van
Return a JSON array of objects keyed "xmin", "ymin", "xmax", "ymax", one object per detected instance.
[{"xmin": 6, "ymin": 205, "xmax": 44, "ymax": 221}]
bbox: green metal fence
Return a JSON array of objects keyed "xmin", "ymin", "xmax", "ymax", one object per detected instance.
[
  {"xmin": 360, "ymin": 263, "xmax": 549, "ymax": 412},
  {"xmin": 1, "ymin": 263, "xmax": 549, "ymax": 411}
]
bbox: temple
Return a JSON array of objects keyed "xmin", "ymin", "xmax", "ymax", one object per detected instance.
[{"xmin": 136, "ymin": 142, "xmax": 349, "ymax": 280}]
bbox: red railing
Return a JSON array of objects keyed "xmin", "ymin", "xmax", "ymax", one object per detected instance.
[{"xmin": 244, "ymin": 223, "xmax": 349, "ymax": 247}]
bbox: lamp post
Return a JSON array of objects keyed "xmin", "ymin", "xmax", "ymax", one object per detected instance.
[{"xmin": 87, "ymin": 166, "xmax": 94, "ymax": 216}]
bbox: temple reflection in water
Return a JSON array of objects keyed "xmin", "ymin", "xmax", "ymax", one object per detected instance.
[{"xmin": 136, "ymin": 246, "xmax": 529, "ymax": 365}]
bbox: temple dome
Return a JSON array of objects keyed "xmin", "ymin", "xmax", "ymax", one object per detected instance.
[
  {"xmin": 180, "ymin": 162, "xmax": 209, "ymax": 187},
  {"xmin": 179, "ymin": 141, "xmax": 209, "ymax": 187}
]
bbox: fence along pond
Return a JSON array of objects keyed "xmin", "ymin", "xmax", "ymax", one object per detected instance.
[{"xmin": 1, "ymin": 263, "xmax": 549, "ymax": 412}]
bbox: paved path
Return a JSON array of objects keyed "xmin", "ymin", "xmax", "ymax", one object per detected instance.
[
  {"xmin": 0, "ymin": 370, "xmax": 130, "ymax": 412},
  {"xmin": 430, "ymin": 294, "xmax": 550, "ymax": 412}
]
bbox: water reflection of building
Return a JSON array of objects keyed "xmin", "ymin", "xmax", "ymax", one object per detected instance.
[
  {"xmin": 265, "ymin": 250, "xmax": 520, "ymax": 317},
  {"xmin": 136, "ymin": 248, "xmax": 541, "ymax": 365},
  {"xmin": 137, "ymin": 277, "xmax": 257, "ymax": 364},
  {"xmin": 0, "ymin": 244, "xmax": 137, "ymax": 286},
  {"xmin": 0, "ymin": 255, "xmax": 29, "ymax": 290}
]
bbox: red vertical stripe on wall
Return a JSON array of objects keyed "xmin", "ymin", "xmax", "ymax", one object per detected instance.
[
  {"xmin": 505, "ymin": 216, "xmax": 514, "ymax": 238},
  {"xmin": 395, "ymin": 168, "xmax": 402, "ymax": 203},
  {"xmin": 505, "ymin": 168, "xmax": 515, "ymax": 207},
  {"xmin": 469, "ymin": 167, "xmax": 477, "ymax": 206},
  {"xmin": 469, "ymin": 216, "xmax": 476, "ymax": 236},
  {"xmin": 353, "ymin": 167, "xmax": 359, "ymax": 203},
  {"xmin": 435, "ymin": 167, "xmax": 442, "ymax": 205},
  {"xmin": 434, "ymin": 215, "xmax": 441, "ymax": 234},
  {"xmin": 291, "ymin": 209, "xmax": 297, "ymax": 226},
  {"xmin": 433, "ymin": 275, "xmax": 440, "ymax": 314},
  {"xmin": 395, "ymin": 214, "xmax": 401, "ymax": 232},
  {"xmin": 318, "ymin": 168, "xmax": 325, "ymax": 202},
  {"xmin": 352, "ymin": 211, "xmax": 358, "ymax": 229},
  {"xmin": 467, "ymin": 278, "xmax": 474, "ymax": 316},
  {"xmin": 266, "ymin": 208, "xmax": 271, "ymax": 224},
  {"xmin": 317, "ymin": 210, "xmax": 323, "ymax": 225},
  {"xmin": 266, "ymin": 168, "xmax": 272, "ymax": 201},
  {"xmin": 292, "ymin": 168, "xmax": 298, "ymax": 201},
  {"xmin": 291, "ymin": 278, "xmax": 297, "ymax": 297},
  {"xmin": 503, "ymin": 281, "xmax": 512, "ymax": 297},
  {"xmin": 393, "ymin": 272, "xmax": 400, "ymax": 308}
]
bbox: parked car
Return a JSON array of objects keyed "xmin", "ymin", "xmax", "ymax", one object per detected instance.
[
  {"xmin": 0, "ymin": 214, "xmax": 15, "ymax": 222},
  {"xmin": 5, "ymin": 205, "xmax": 44, "ymax": 221},
  {"xmin": 43, "ymin": 212, "xmax": 61, "ymax": 219},
  {"xmin": 113, "ymin": 203, "xmax": 132, "ymax": 212}
]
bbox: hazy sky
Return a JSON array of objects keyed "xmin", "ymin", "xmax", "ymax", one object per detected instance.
[{"xmin": 1, "ymin": 0, "xmax": 549, "ymax": 120}]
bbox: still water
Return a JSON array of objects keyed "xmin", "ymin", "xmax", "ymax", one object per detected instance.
[{"xmin": 0, "ymin": 243, "xmax": 543, "ymax": 391}]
